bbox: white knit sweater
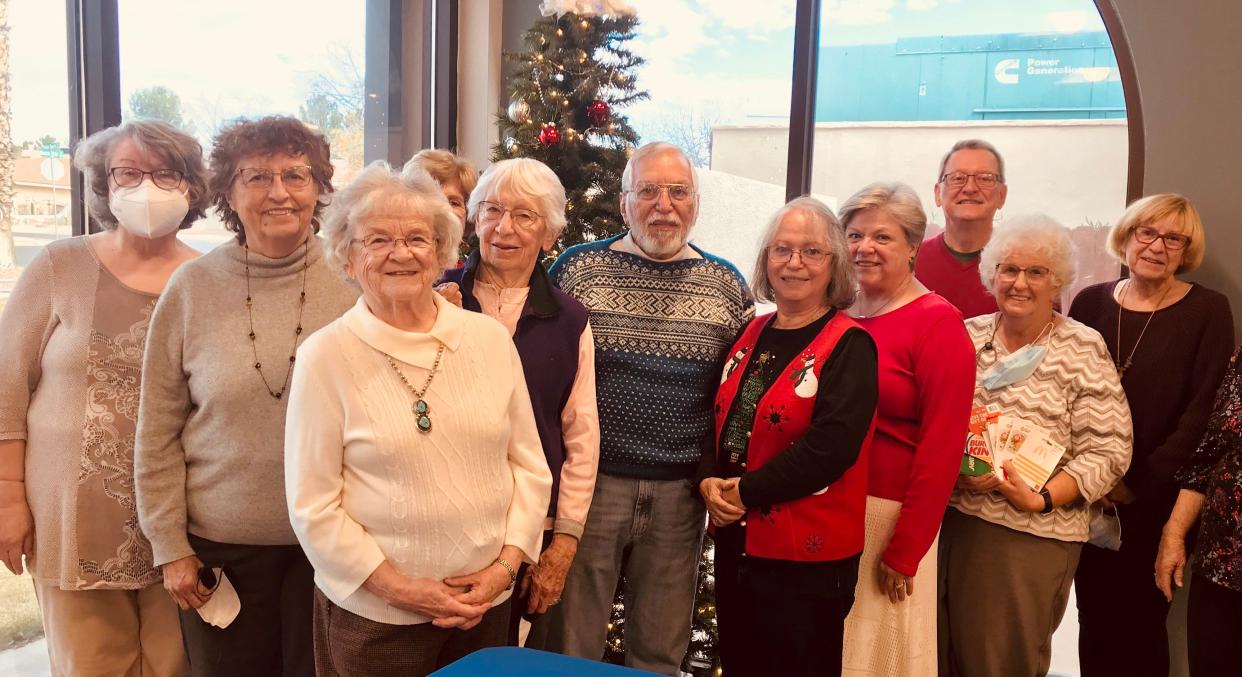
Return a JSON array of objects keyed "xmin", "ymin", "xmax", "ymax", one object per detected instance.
[{"xmin": 285, "ymin": 295, "xmax": 552, "ymax": 625}]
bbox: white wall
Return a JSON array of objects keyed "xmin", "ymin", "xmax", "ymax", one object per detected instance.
[{"xmin": 712, "ymin": 120, "xmax": 1130, "ymax": 233}]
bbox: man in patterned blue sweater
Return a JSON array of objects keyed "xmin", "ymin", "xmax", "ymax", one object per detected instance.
[{"xmin": 534, "ymin": 142, "xmax": 754, "ymax": 674}]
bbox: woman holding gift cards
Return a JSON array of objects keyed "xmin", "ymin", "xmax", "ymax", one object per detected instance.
[{"xmin": 937, "ymin": 215, "xmax": 1133, "ymax": 677}]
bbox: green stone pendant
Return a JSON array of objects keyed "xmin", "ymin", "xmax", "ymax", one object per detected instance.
[{"xmin": 414, "ymin": 399, "xmax": 432, "ymax": 433}]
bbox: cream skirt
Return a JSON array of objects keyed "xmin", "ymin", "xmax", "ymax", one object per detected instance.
[{"xmin": 841, "ymin": 495, "xmax": 938, "ymax": 677}]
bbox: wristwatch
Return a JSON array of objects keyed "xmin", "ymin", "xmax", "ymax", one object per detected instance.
[{"xmin": 1039, "ymin": 488, "xmax": 1054, "ymax": 514}]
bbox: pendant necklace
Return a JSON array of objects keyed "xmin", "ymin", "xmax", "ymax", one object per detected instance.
[
  {"xmin": 855, "ymin": 275, "xmax": 913, "ymax": 318},
  {"xmin": 382, "ymin": 344, "xmax": 446, "ymax": 433},
  {"xmin": 1114, "ymin": 278, "xmax": 1171, "ymax": 378},
  {"xmin": 244, "ymin": 240, "xmax": 308, "ymax": 399}
]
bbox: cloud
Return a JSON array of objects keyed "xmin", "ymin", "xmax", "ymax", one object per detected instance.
[
  {"xmin": 824, "ymin": 0, "xmax": 897, "ymax": 26},
  {"xmin": 1047, "ymin": 10, "xmax": 1103, "ymax": 33}
]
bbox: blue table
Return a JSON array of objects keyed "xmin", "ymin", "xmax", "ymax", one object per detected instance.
[{"xmin": 430, "ymin": 647, "xmax": 662, "ymax": 676}]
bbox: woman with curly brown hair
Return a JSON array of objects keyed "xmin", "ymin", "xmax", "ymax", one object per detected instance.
[{"xmin": 134, "ymin": 115, "xmax": 357, "ymax": 676}]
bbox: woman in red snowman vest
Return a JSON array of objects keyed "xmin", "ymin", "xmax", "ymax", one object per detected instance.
[{"xmin": 697, "ymin": 197, "xmax": 878, "ymax": 677}]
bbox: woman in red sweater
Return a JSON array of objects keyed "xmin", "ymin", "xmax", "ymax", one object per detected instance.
[
  {"xmin": 837, "ymin": 183, "xmax": 975, "ymax": 676},
  {"xmin": 698, "ymin": 196, "xmax": 878, "ymax": 677}
]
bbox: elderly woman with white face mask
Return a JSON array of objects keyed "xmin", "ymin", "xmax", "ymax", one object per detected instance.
[
  {"xmin": 437, "ymin": 158, "xmax": 599, "ymax": 647},
  {"xmin": 938, "ymin": 215, "xmax": 1133, "ymax": 677},
  {"xmin": 1068, "ymin": 194, "xmax": 1234, "ymax": 677},
  {"xmin": 0, "ymin": 120, "xmax": 206, "ymax": 676},
  {"xmin": 285, "ymin": 162, "xmax": 551, "ymax": 677}
]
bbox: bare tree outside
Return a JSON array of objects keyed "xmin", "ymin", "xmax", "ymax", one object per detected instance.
[
  {"xmin": 0, "ymin": 0, "xmax": 16, "ymax": 272},
  {"xmin": 635, "ymin": 103, "xmax": 722, "ymax": 168}
]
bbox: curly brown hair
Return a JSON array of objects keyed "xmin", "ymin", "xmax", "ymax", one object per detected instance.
[{"xmin": 208, "ymin": 115, "xmax": 334, "ymax": 243}]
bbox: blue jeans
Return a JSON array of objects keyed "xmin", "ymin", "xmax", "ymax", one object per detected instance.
[{"xmin": 526, "ymin": 473, "xmax": 705, "ymax": 675}]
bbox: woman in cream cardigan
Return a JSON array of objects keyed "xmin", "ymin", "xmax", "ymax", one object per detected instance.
[{"xmin": 284, "ymin": 161, "xmax": 551, "ymax": 677}]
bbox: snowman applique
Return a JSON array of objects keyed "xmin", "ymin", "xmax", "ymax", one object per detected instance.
[
  {"xmin": 721, "ymin": 347, "xmax": 749, "ymax": 384},
  {"xmin": 791, "ymin": 351, "xmax": 830, "ymax": 495},
  {"xmin": 790, "ymin": 351, "xmax": 818, "ymax": 398}
]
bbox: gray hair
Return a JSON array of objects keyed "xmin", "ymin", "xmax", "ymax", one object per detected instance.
[
  {"xmin": 751, "ymin": 196, "xmax": 856, "ymax": 309},
  {"xmin": 320, "ymin": 161, "xmax": 463, "ymax": 275},
  {"xmin": 937, "ymin": 139, "xmax": 1006, "ymax": 183},
  {"xmin": 978, "ymin": 213, "xmax": 1076, "ymax": 293},
  {"xmin": 837, "ymin": 181, "xmax": 928, "ymax": 250},
  {"xmin": 620, "ymin": 142, "xmax": 698, "ymax": 192},
  {"xmin": 467, "ymin": 158, "xmax": 568, "ymax": 239},
  {"xmin": 72, "ymin": 119, "xmax": 209, "ymax": 230}
]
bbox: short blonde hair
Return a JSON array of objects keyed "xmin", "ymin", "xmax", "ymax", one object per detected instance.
[
  {"xmin": 320, "ymin": 161, "xmax": 463, "ymax": 275},
  {"xmin": 403, "ymin": 149, "xmax": 479, "ymax": 197},
  {"xmin": 1107, "ymin": 193, "xmax": 1205, "ymax": 273},
  {"xmin": 837, "ymin": 181, "xmax": 928, "ymax": 250},
  {"xmin": 978, "ymin": 214, "xmax": 1076, "ymax": 294},
  {"xmin": 751, "ymin": 196, "xmax": 855, "ymax": 309}
]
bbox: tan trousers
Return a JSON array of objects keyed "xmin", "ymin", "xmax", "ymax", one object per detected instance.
[{"xmin": 33, "ymin": 580, "xmax": 188, "ymax": 677}]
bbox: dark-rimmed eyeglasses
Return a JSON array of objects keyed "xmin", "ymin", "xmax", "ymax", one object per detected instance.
[
  {"xmin": 235, "ymin": 165, "xmax": 314, "ymax": 191},
  {"xmin": 476, "ymin": 201, "xmax": 542, "ymax": 230},
  {"xmin": 109, "ymin": 167, "xmax": 185, "ymax": 190},
  {"xmin": 939, "ymin": 171, "xmax": 1001, "ymax": 190},
  {"xmin": 1133, "ymin": 226, "xmax": 1190, "ymax": 251}
]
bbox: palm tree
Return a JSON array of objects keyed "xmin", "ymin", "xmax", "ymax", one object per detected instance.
[{"xmin": 0, "ymin": 0, "xmax": 16, "ymax": 271}]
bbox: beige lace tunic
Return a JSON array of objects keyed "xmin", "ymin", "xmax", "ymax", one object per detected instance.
[{"xmin": 0, "ymin": 237, "xmax": 161, "ymax": 590}]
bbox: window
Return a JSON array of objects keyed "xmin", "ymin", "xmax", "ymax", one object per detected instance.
[
  {"xmin": 0, "ymin": 1, "xmax": 72, "ymax": 314},
  {"xmin": 116, "ymin": 0, "xmax": 367, "ymax": 253},
  {"xmin": 623, "ymin": 0, "xmax": 800, "ymax": 277}
]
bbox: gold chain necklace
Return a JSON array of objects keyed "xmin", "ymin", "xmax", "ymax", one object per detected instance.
[
  {"xmin": 243, "ymin": 240, "xmax": 308, "ymax": 399},
  {"xmin": 382, "ymin": 344, "xmax": 446, "ymax": 433},
  {"xmin": 1114, "ymin": 278, "xmax": 1171, "ymax": 378}
]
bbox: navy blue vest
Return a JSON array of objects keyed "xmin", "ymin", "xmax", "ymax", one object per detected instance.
[{"xmin": 442, "ymin": 253, "xmax": 589, "ymax": 520}]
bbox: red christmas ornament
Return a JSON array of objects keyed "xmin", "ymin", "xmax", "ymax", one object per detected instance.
[
  {"xmin": 587, "ymin": 100, "xmax": 611, "ymax": 126},
  {"xmin": 539, "ymin": 123, "xmax": 562, "ymax": 147}
]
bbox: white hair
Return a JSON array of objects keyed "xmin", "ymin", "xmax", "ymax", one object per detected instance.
[
  {"xmin": 620, "ymin": 142, "xmax": 698, "ymax": 191},
  {"xmin": 978, "ymin": 213, "xmax": 1076, "ymax": 293},
  {"xmin": 467, "ymin": 158, "xmax": 568, "ymax": 239}
]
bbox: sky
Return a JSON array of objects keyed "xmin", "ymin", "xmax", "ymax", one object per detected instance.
[
  {"xmin": 9, "ymin": 0, "xmax": 364, "ymax": 146},
  {"xmin": 9, "ymin": 0, "xmax": 1110, "ymax": 147}
]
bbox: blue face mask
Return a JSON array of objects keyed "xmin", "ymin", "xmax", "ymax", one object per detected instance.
[{"xmin": 981, "ymin": 342, "xmax": 1047, "ymax": 390}]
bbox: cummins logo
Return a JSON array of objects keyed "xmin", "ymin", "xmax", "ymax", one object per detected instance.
[{"xmin": 994, "ymin": 58, "xmax": 1020, "ymax": 84}]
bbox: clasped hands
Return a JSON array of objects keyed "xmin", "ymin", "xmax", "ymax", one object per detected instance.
[
  {"xmin": 699, "ymin": 477, "xmax": 747, "ymax": 527},
  {"xmin": 364, "ymin": 555, "xmax": 515, "ymax": 630}
]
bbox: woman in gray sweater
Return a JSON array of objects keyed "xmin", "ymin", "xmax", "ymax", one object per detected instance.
[{"xmin": 134, "ymin": 116, "xmax": 357, "ymax": 677}]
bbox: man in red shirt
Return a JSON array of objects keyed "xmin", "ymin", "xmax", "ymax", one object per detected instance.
[{"xmin": 915, "ymin": 140, "xmax": 1008, "ymax": 318}]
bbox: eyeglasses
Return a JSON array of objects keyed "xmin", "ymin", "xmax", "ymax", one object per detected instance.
[
  {"xmin": 940, "ymin": 171, "xmax": 1002, "ymax": 190},
  {"xmin": 767, "ymin": 244, "xmax": 830, "ymax": 265},
  {"xmin": 476, "ymin": 201, "xmax": 542, "ymax": 230},
  {"xmin": 629, "ymin": 182, "xmax": 695, "ymax": 203},
  {"xmin": 1133, "ymin": 226, "xmax": 1190, "ymax": 251},
  {"xmin": 351, "ymin": 233, "xmax": 437, "ymax": 254},
  {"xmin": 995, "ymin": 263, "xmax": 1052, "ymax": 283},
  {"xmin": 235, "ymin": 165, "xmax": 315, "ymax": 191},
  {"xmin": 109, "ymin": 167, "xmax": 185, "ymax": 190}
]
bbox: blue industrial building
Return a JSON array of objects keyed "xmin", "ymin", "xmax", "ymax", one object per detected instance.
[{"xmin": 816, "ymin": 31, "xmax": 1126, "ymax": 121}]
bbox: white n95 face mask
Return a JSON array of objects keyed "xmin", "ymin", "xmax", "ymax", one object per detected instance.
[
  {"xmin": 195, "ymin": 568, "xmax": 241, "ymax": 628},
  {"xmin": 109, "ymin": 181, "xmax": 190, "ymax": 239}
]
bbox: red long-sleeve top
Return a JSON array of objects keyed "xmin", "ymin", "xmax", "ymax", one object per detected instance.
[{"xmin": 855, "ymin": 293, "xmax": 975, "ymax": 576}]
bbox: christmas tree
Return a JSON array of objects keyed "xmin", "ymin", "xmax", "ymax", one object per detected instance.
[{"xmin": 491, "ymin": 1, "xmax": 647, "ymax": 252}]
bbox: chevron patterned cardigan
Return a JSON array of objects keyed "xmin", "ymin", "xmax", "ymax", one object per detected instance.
[{"xmin": 949, "ymin": 314, "xmax": 1133, "ymax": 542}]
